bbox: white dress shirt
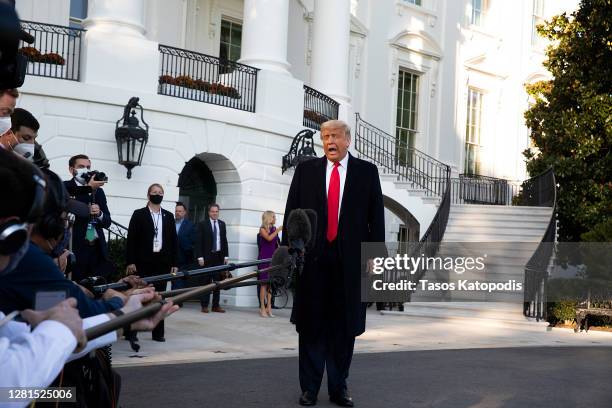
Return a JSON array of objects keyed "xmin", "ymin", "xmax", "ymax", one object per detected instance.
[
  {"xmin": 210, "ymin": 219, "xmax": 221, "ymax": 252},
  {"xmin": 150, "ymin": 208, "xmax": 163, "ymax": 252},
  {"xmin": 325, "ymin": 154, "xmax": 349, "ymax": 221},
  {"xmin": 0, "ymin": 312, "xmax": 117, "ymax": 407}
]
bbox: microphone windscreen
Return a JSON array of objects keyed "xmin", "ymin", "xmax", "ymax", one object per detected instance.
[
  {"xmin": 303, "ymin": 209, "xmax": 317, "ymax": 249},
  {"xmin": 267, "ymin": 245, "xmax": 292, "ymax": 279},
  {"xmin": 286, "ymin": 209, "xmax": 311, "ymax": 249}
]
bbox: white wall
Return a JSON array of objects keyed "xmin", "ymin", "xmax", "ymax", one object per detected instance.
[{"xmin": 16, "ymin": 0, "xmax": 70, "ymax": 26}]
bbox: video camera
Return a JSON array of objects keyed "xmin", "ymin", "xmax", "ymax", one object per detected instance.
[
  {"xmin": 81, "ymin": 170, "xmax": 108, "ymax": 183},
  {"xmin": 0, "ymin": 1, "xmax": 34, "ymax": 89}
]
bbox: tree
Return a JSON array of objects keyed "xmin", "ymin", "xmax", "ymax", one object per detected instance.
[{"xmin": 523, "ymin": 0, "xmax": 611, "ymax": 242}]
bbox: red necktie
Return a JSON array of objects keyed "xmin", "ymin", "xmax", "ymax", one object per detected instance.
[{"xmin": 327, "ymin": 162, "xmax": 340, "ymax": 242}]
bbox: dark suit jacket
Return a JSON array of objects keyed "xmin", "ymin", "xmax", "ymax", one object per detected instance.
[
  {"xmin": 63, "ymin": 179, "xmax": 112, "ymax": 258},
  {"xmin": 176, "ymin": 218, "xmax": 196, "ymax": 267},
  {"xmin": 195, "ymin": 219, "xmax": 229, "ymax": 262},
  {"xmin": 282, "ymin": 153, "xmax": 385, "ymax": 337},
  {"xmin": 126, "ymin": 207, "xmax": 178, "ymax": 271}
]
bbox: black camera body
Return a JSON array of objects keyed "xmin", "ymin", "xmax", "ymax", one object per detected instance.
[{"xmin": 82, "ymin": 170, "xmax": 108, "ymax": 183}]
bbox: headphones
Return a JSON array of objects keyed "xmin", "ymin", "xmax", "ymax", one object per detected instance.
[
  {"xmin": 36, "ymin": 169, "xmax": 69, "ymax": 241},
  {"xmin": 0, "ymin": 173, "xmax": 46, "ymax": 255}
]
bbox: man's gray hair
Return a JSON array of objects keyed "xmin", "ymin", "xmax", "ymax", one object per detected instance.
[{"xmin": 320, "ymin": 120, "xmax": 351, "ymax": 139}]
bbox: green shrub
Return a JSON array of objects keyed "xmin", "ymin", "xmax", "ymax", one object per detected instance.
[{"xmin": 548, "ymin": 300, "xmax": 578, "ymax": 324}]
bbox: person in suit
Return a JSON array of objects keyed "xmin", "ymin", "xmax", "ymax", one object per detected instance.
[
  {"xmin": 126, "ymin": 183, "xmax": 178, "ymax": 341},
  {"xmin": 195, "ymin": 203, "xmax": 229, "ymax": 313},
  {"xmin": 64, "ymin": 154, "xmax": 112, "ymax": 283},
  {"xmin": 172, "ymin": 201, "xmax": 197, "ymax": 290},
  {"xmin": 283, "ymin": 120, "xmax": 385, "ymax": 407}
]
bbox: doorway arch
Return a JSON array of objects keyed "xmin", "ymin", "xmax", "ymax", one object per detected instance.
[{"xmin": 178, "ymin": 157, "xmax": 217, "ymax": 223}]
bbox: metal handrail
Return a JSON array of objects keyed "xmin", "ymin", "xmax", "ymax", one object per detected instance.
[
  {"xmin": 355, "ymin": 113, "xmax": 448, "ymax": 196},
  {"xmin": 303, "ymin": 85, "xmax": 340, "ymax": 130},
  {"xmin": 19, "ymin": 20, "xmax": 85, "ymax": 81},
  {"xmin": 158, "ymin": 44, "xmax": 259, "ymax": 112},
  {"xmin": 451, "ymin": 173, "xmax": 521, "ymax": 205},
  {"xmin": 105, "ymin": 220, "xmax": 128, "ymax": 241},
  {"xmin": 522, "ymin": 168, "xmax": 557, "ymax": 321}
]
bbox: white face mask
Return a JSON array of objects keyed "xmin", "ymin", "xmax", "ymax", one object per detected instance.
[
  {"xmin": 0, "ymin": 116, "xmax": 11, "ymax": 135},
  {"xmin": 74, "ymin": 168, "xmax": 89, "ymax": 184},
  {"xmin": 13, "ymin": 142, "xmax": 35, "ymax": 161}
]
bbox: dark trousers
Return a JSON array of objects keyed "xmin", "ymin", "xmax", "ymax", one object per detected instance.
[
  {"xmin": 72, "ymin": 241, "xmax": 107, "ymax": 283},
  {"xmin": 298, "ymin": 241, "xmax": 355, "ymax": 396},
  {"xmin": 137, "ymin": 255, "xmax": 170, "ymax": 339},
  {"xmin": 201, "ymin": 252, "xmax": 223, "ymax": 308}
]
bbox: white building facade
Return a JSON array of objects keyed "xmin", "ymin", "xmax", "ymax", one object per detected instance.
[{"xmin": 14, "ymin": 0, "xmax": 577, "ymax": 306}]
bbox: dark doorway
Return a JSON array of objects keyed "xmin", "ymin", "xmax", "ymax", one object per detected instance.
[{"xmin": 178, "ymin": 158, "xmax": 217, "ymax": 223}]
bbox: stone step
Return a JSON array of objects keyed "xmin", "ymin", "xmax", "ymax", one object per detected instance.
[
  {"xmin": 443, "ymin": 232, "xmax": 544, "ymax": 242},
  {"xmin": 445, "ymin": 226, "xmax": 548, "ymax": 236},
  {"xmin": 446, "ymin": 219, "xmax": 550, "ymax": 229},
  {"xmin": 450, "ymin": 205, "xmax": 552, "ymax": 215},
  {"xmin": 382, "ymin": 302, "xmax": 548, "ymax": 329}
]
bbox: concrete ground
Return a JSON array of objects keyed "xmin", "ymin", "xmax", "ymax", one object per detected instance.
[
  {"xmin": 117, "ymin": 347, "xmax": 612, "ymax": 408},
  {"xmin": 111, "ymin": 302, "xmax": 612, "ymax": 367}
]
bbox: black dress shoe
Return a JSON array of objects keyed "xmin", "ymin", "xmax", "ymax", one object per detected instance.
[
  {"xmin": 330, "ymin": 392, "xmax": 354, "ymax": 407},
  {"xmin": 152, "ymin": 336, "xmax": 166, "ymax": 342},
  {"xmin": 299, "ymin": 391, "xmax": 317, "ymax": 406}
]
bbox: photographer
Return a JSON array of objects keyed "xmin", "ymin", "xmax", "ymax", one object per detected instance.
[
  {"xmin": 0, "ymin": 148, "xmax": 179, "ymax": 399},
  {"xmin": 64, "ymin": 154, "xmax": 112, "ymax": 283},
  {"xmin": 0, "ymin": 168, "xmax": 126, "ymax": 317},
  {"xmin": 0, "ymin": 88, "xmax": 35, "ymax": 161}
]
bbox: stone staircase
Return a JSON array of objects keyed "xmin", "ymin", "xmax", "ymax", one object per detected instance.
[
  {"xmin": 395, "ymin": 204, "xmax": 553, "ymax": 324},
  {"xmin": 379, "ymin": 173, "xmax": 440, "ymax": 238}
]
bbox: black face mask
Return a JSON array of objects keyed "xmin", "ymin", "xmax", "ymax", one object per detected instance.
[{"xmin": 149, "ymin": 194, "xmax": 163, "ymax": 205}]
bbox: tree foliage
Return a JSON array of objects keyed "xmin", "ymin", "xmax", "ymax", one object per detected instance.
[{"xmin": 523, "ymin": 0, "xmax": 611, "ymax": 242}]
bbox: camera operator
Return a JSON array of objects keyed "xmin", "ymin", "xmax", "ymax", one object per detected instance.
[
  {"xmin": 0, "ymin": 148, "xmax": 179, "ymax": 400},
  {"xmin": 0, "ymin": 88, "xmax": 35, "ymax": 161},
  {"xmin": 0, "ymin": 168, "xmax": 127, "ymax": 317},
  {"xmin": 64, "ymin": 154, "xmax": 112, "ymax": 283}
]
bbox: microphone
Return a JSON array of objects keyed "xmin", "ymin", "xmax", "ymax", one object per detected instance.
[
  {"xmin": 286, "ymin": 209, "xmax": 311, "ymax": 252},
  {"xmin": 266, "ymin": 245, "xmax": 293, "ymax": 290},
  {"xmin": 303, "ymin": 209, "xmax": 317, "ymax": 250}
]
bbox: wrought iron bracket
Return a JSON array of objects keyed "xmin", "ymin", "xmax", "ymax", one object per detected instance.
[{"xmin": 282, "ymin": 129, "xmax": 318, "ymax": 174}]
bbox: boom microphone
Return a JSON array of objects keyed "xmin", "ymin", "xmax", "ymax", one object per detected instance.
[{"xmin": 286, "ymin": 209, "xmax": 311, "ymax": 252}]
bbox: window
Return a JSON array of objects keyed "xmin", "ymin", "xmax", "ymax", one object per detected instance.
[
  {"xmin": 69, "ymin": 0, "xmax": 87, "ymax": 28},
  {"xmin": 469, "ymin": 0, "xmax": 486, "ymax": 26},
  {"xmin": 531, "ymin": 0, "xmax": 545, "ymax": 47},
  {"xmin": 402, "ymin": 0, "xmax": 422, "ymax": 6},
  {"xmin": 464, "ymin": 88, "xmax": 483, "ymax": 175},
  {"xmin": 395, "ymin": 70, "xmax": 419, "ymax": 165},
  {"xmin": 219, "ymin": 19, "xmax": 242, "ymax": 62}
]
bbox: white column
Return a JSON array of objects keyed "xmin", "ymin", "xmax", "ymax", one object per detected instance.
[
  {"xmin": 83, "ymin": 0, "xmax": 146, "ymax": 37},
  {"xmin": 239, "ymin": 0, "xmax": 291, "ymax": 75},
  {"xmin": 81, "ymin": 0, "xmax": 159, "ymax": 93},
  {"xmin": 311, "ymin": 0, "xmax": 351, "ymax": 104}
]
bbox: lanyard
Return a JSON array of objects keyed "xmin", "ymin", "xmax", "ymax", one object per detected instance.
[{"xmin": 151, "ymin": 211, "xmax": 161, "ymax": 237}]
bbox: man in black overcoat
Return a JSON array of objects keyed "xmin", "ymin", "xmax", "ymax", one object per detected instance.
[{"xmin": 282, "ymin": 120, "xmax": 385, "ymax": 406}]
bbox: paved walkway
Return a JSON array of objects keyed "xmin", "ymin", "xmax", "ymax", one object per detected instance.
[
  {"xmin": 117, "ymin": 347, "xmax": 612, "ymax": 408},
  {"xmin": 111, "ymin": 303, "xmax": 612, "ymax": 367}
]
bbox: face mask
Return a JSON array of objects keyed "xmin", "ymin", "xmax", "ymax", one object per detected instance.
[
  {"xmin": 73, "ymin": 168, "xmax": 89, "ymax": 184},
  {"xmin": 149, "ymin": 194, "xmax": 163, "ymax": 205},
  {"xmin": 13, "ymin": 142, "xmax": 35, "ymax": 161},
  {"xmin": 0, "ymin": 116, "xmax": 11, "ymax": 135},
  {"xmin": 0, "ymin": 240, "xmax": 29, "ymax": 276},
  {"xmin": 48, "ymin": 227, "xmax": 70, "ymax": 258}
]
